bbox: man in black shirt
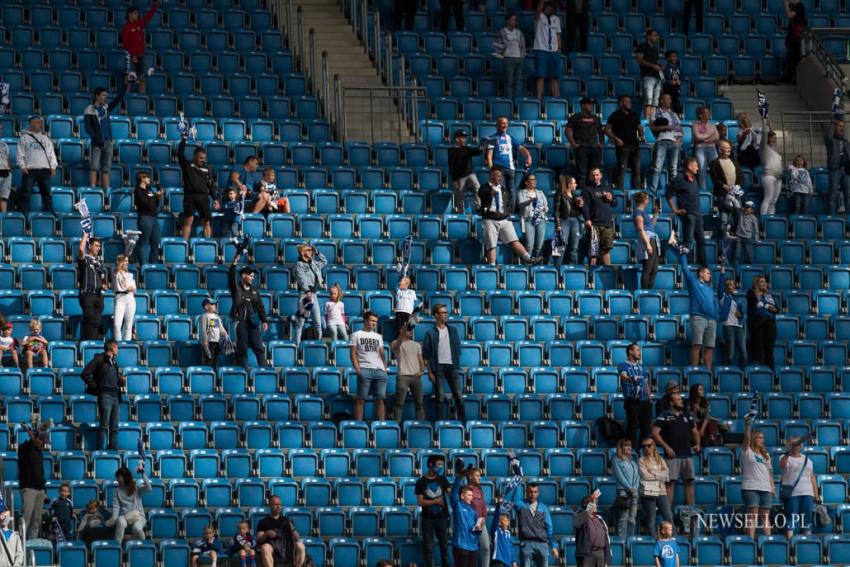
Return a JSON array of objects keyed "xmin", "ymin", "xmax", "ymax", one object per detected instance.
[
  {"xmin": 78, "ymin": 231, "xmax": 108, "ymax": 340},
  {"xmin": 605, "ymin": 95, "xmax": 645, "ymax": 190},
  {"xmin": 652, "ymin": 392, "xmax": 701, "ymax": 505},
  {"xmin": 783, "ymin": 0, "xmax": 806, "ymax": 82},
  {"xmin": 580, "ymin": 167, "xmax": 617, "ymax": 266},
  {"xmin": 563, "ymin": 0, "xmax": 589, "ymax": 53},
  {"xmin": 178, "ymin": 138, "xmax": 219, "ymax": 240},
  {"xmin": 565, "ymin": 97, "xmax": 602, "ymax": 189},
  {"xmin": 82, "ymin": 339, "xmax": 123, "ymax": 451},
  {"xmin": 416, "ymin": 455, "xmax": 451, "ymax": 567},
  {"xmin": 666, "ymin": 157, "xmax": 706, "ymax": 266},
  {"xmin": 636, "ymin": 29, "xmax": 663, "ymax": 121},
  {"xmin": 133, "ymin": 170, "xmax": 162, "ymax": 265},
  {"xmin": 448, "ymin": 130, "xmax": 482, "ymax": 214},
  {"xmin": 230, "ymin": 248, "xmax": 269, "ymax": 368},
  {"xmin": 257, "ymin": 495, "xmax": 307, "ymax": 567},
  {"xmin": 18, "ymin": 429, "xmax": 46, "ymax": 540}
]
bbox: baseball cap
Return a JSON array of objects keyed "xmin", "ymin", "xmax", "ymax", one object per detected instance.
[
  {"xmin": 664, "ymin": 380, "xmax": 680, "ymax": 393},
  {"xmin": 453, "ymin": 130, "xmax": 468, "ymax": 139},
  {"xmin": 28, "ymin": 115, "xmax": 43, "ymax": 122},
  {"xmin": 240, "ymin": 266, "xmax": 256, "ymax": 275},
  {"xmin": 202, "ymin": 298, "xmax": 218, "ymax": 306},
  {"xmin": 743, "ymin": 200, "xmax": 755, "ymax": 209}
]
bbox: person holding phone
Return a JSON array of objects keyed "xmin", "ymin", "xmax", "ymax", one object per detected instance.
[{"xmin": 574, "ymin": 490, "xmax": 611, "ymax": 567}]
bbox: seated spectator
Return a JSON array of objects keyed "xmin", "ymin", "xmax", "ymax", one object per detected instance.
[
  {"xmin": 686, "ymin": 384, "xmax": 722, "ymax": 446},
  {"xmin": 786, "ymin": 154, "xmax": 813, "ymax": 214},
  {"xmin": 229, "ymin": 156, "xmax": 261, "ymax": 197},
  {"xmin": 106, "ymin": 467, "xmax": 151, "ymax": 542},
  {"xmin": 251, "ymin": 167, "xmax": 289, "ymax": 214},
  {"xmin": 692, "ymin": 107, "xmax": 719, "ymax": 191},
  {"xmin": 22, "ymin": 319, "xmax": 48, "ymax": 369},
  {"xmin": 256, "ymin": 496, "xmax": 307, "ymax": 567},
  {"xmin": 78, "ymin": 499, "xmax": 113, "ymax": 546},
  {"xmin": 0, "ymin": 323, "xmax": 19, "ymax": 368},
  {"xmin": 229, "ymin": 521, "xmax": 257, "ymax": 567},
  {"xmin": 478, "ymin": 167, "xmax": 542, "ymax": 265},
  {"xmin": 191, "ymin": 525, "xmax": 224, "ymax": 567}
]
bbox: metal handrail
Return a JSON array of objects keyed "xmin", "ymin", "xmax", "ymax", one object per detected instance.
[
  {"xmin": 334, "ymin": 74, "xmax": 343, "ymax": 141},
  {"xmin": 296, "ymin": 7, "xmax": 305, "ymax": 74},
  {"xmin": 373, "ymin": 10, "xmax": 381, "ymax": 76},
  {"xmin": 361, "ymin": 0, "xmax": 368, "ymax": 55},
  {"xmin": 781, "ymin": 110, "xmax": 835, "ymax": 165},
  {"xmin": 384, "ymin": 31, "xmax": 393, "ymax": 85},
  {"xmin": 322, "ymin": 51, "xmax": 330, "ymax": 122},
  {"xmin": 337, "ymin": 85, "xmax": 426, "ymax": 143},
  {"xmin": 804, "ymin": 28, "xmax": 849, "ymax": 97},
  {"xmin": 308, "ymin": 28, "xmax": 318, "ymax": 98}
]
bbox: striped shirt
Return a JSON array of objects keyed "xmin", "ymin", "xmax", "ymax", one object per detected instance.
[{"xmin": 618, "ymin": 360, "xmax": 649, "ymax": 401}]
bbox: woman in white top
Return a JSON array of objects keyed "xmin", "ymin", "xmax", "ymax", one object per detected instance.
[
  {"xmin": 759, "ymin": 119, "xmax": 784, "ymax": 215},
  {"xmin": 497, "ymin": 13, "xmax": 527, "ymax": 100},
  {"xmin": 0, "ymin": 513, "xmax": 23, "ymax": 567},
  {"xmin": 741, "ymin": 417, "xmax": 775, "ymax": 538},
  {"xmin": 113, "ymin": 254, "xmax": 137, "ymax": 341},
  {"xmin": 638, "ymin": 437, "xmax": 673, "ymax": 535},
  {"xmin": 324, "ymin": 284, "xmax": 348, "ymax": 341},
  {"xmin": 106, "ymin": 467, "xmax": 151, "ymax": 542},
  {"xmin": 517, "ymin": 172, "xmax": 549, "ymax": 260},
  {"xmin": 779, "ymin": 436, "xmax": 819, "ymax": 539}
]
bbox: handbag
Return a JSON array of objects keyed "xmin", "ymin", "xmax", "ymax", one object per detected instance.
[
  {"xmin": 123, "ymin": 510, "xmax": 142, "ymax": 525},
  {"xmin": 779, "ymin": 454, "xmax": 808, "ymax": 501},
  {"xmin": 614, "ymin": 491, "xmax": 631, "ymax": 510},
  {"xmin": 221, "ymin": 335, "xmax": 235, "ymax": 356}
]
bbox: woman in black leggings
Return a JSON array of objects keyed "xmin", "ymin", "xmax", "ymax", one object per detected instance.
[{"xmin": 747, "ymin": 275, "xmax": 778, "ymax": 368}]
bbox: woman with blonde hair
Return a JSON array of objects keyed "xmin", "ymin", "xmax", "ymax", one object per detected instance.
[
  {"xmin": 638, "ymin": 437, "xmax": 673, "ymax": 535},
  {"xmin": 112, "ymin": 254, "xmax": 137, "ymax": 341},
  {"xmin": 741, "ymin": 417, "xmax": 775, "ymax": 538},
  {"xmin": 614, "ymin": 438, "xmax": 640, "ymax": 539},
  {"xmin": 779, "ymin": 435, "xmax": 819, "ymax": 539},
  {"xmin": 324, "ymin": 283, "xmax": 348, "ymax": 341}
]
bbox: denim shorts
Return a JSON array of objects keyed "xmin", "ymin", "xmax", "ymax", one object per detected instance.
[
  {"xmin": 742, "ymin": 489, "xmax": 772, "ymax": 509},
  {"xmin": 534, "ymin": 50, "xmax": 561, "ymax": 78},
  {"xmin": 356, "ymin": 367, "xmax": 388, "ymax": 400},
  {"xmin": 691, "ymin": 315, "xmax": 717, "ymax": 347},
  {"xmin": 641, "ymin": 76, "xmax": 662, "ymax": 107},
  {"xmin": 90, "ymin": 144, "xmax": 114, "ymax": 173},
  {"xmin": 0, "ymin": 175, "xmax": 11, "ymax": 200}
]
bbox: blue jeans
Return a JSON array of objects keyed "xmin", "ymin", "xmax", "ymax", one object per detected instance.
[
  {"xmin": 98, "ymin": 392, "xmax": 120, "ymax": 450},
  {"xmin": 292, "ymin": 294, "xmax": 323, "ymax": 346},
  {"xmin": 558, "ymin": 217, "xmax": 582, "ymax": 265},
  {"xmin": 520, "ymin": 540, "xmax": 549, "ymax": 567},
  {"xmin": 504, "ymin": 57, "xmax": 524, "ymax": 100},
  {"xmin": 730, "ymin": 237, "xmax": 754, "ymax": 266},
  {"xmin": 137, "ymin": 214, "xmax": 161, "ymax": 265},
  {"xmin": 640, "ymin": 494, "xmax": 673, "ymax": 535},
  {"xmin": 524, "ymin": 220, "xmax": 546, "ymax": 257},
  {"xmin": 680, "ymin": 212, "xmax": 706, "ymax": 266},
  {"xmin": 356, "ymin": 368, "xmax": 389, "ymax": 400},
  {"xmin": 828, "ymin": 168, "xmax": 850, "ymax": 215},
  {"xmin": 617, "ymin": 491, "xmax": 639, "ymax": 539},
  {"xmin": 695, "ymin": 144, "xmax": 718, "ymax": 191},
  {"xmin": 723, "ymin": 325, "xmax": 747, "ymax": 368},
  {"xmin": 649, "ymin": 140, "xmax": 680, "ymax": 193},
  {"xmin": 784, "ymin": 494, "xmax": 813, "ymax": 534}
]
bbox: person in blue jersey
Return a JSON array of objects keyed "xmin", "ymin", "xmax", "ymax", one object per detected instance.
[
  {"xmin": 618, "ymin": 343, "xmax": 652, "ymax": 446},
  {"xmin": 653, "ymin": 521, "xmax": 680, "ymax": 567},
  {"xmin": 449, "ymin": 470, "xmax": 483, "ymax": 567},
  {"xmin": 510, "ymin": 483, "xmax": 559, "ymax": 567},
  {"xmin": 485, "ymin": 117, "xmax": 532, "ymax": 196},
  {"xmin": 672, "ymin": 238, "xmax": 719, "ymax": 370},
  {"xmin": 489, "ymin": 513, "xmax": 517, "ymax": 567}
]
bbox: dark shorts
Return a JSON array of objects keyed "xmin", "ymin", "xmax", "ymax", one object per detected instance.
[
  {"xmin": 131, "ymin": 56, "xmax": 145, "ymax": 76},
  {"xmin": 184, "ymin": 193, "xmax": 212, "ymax": 220},
  {"xmin": 598, "ymin": 226, "xmax": 614, "ymax": 251}
]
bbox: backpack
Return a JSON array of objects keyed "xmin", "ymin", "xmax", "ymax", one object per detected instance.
[{"xmin": 595, "ymin": 417, "xmax": 626, "ymax": 447}]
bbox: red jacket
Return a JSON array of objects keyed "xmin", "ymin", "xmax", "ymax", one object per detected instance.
[{"xmin": 120, "ymin": 3, "xmax": 159, "ymax": 57}]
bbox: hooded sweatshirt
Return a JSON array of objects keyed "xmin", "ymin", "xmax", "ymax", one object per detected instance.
[
  {"xmin": 84, "ymin": 83, "xmax": 128, "ymax": 148},
  {"xmin": 678, "ymin": 252, "xmax": 719, "ymax": 320},
  {"xmin": 16, "ymin": 130, "xmax": 58, "ymax": 170}
]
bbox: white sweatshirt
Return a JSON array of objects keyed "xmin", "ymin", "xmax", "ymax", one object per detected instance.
[{"xmin": 15, "ymin": 130, "xmax": 58, "ymax": 170}]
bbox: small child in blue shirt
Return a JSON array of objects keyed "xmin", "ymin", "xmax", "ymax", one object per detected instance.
[
  {"xmin": 192, "ymin": 524, "xmax": 224, "ymax": 567},
  {"xmin": 490, "ymin": 513, "xmax": 518, "ymax": 567},
  {"xmin": 49, "ymin": 482, "xmax": 76, "ymax": 541},
  {"xmin": 220, "ymin": 187, "xmax": 242, "ymax": 237},
  {"xmin": 654, "ymin": 521, "xmax": 680, "ymax": 567},
  {"xmin": 229, "ymin": 521, "xmax": 256, "ymax": 567}
]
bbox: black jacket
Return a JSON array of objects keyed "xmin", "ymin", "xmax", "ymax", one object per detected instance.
[
  {"xmin": 229, "ymin": 265, "xmax": 268, "ymax": 324},
  {"xmin": 18, "ymin": 440, "xmax": 46, "ymax": 491},
  {"xmin": 448, "ymin": 146, "xmax": 482, "ymax": 180},
  {"xmin": 581, "ymin": 184, "xmax": 617, "ymax": 227},
  {"xmin": 478, "ymin": 182, "xmax": 514, "ymax": 220},
  {"xmin": 82, "ymin": 353, "xmax": 123, "ymax": 401},
  {"xmin": 178, "ymin": 139, "xmax": 217, "ymax": 198},
  {"xmin": 574, "ymin": 510, "xmax": 611, "ymax": 563},
  {"xmin": 134, "ymin": 184, "xmax": 160, "ymax": 217}
]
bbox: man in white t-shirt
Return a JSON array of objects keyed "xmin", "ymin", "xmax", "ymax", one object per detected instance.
[
  {"xmin": 533, "ymin": 0, "xmax": 561, "ymax": 102},
  {"xmin": 350, "ymin": 311, "xmax": 388, "ymax": 421}
]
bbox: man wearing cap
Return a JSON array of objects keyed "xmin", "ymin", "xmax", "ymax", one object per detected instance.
[
  {"xmin": 605, "ymin": 95, "xmax": 646, "ymax": 190},
  {"xmin": 666, "ymin": 157, "xmax": 706, "ymax": 267},
  {"xmin": 78, "ymin": 231, "xmax": 109, "ymax": 340},
  {"xmin": 486, "ymin": 117, "xmax": 532, "ymax": 196},
  {"xmin": 293, "ymin": 243, "xmax": 327, "ymax": 344},
  {"xmin": 656, "ymin": 380, "xmax": 680, "ymax": 415},
  {"xmin": 199, "ymin": 297, "xmax": 228, "ymax": 370},
  {"xmin": 448, "ymin": 130, "xmax": 482, "ymax": 214},
  {"xmin": 84, "ymin": 80, "xmax": 128, "ymax": 192},
  {"xmin": 82, "ymin": 340, "xmax": 124, "ymax": 452},
  {"xmin": 478, "ymin": 167, "xmax": 544, "ymax": 266},
  {"xmin": 566, "ymin": 98, "xmax": 603, "ymax": 188},
  {"xmin": 18, "ymin": 424, "xmax": 46, "ymax": 540},
  {"xmin": 120, "ymin": 2, "xmax": 160, "ymax": 93},
  {"xmin": 230, "ymin": 249, "xmax": 269, "ymax": 368},
  {"xmin": 15, "ymin": 115, "xmax": 57, "ymax": 212}
]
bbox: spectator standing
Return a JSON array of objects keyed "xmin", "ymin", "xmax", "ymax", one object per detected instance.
[
  {"xmin": 614, "ymin": 439, "xmax": 640, "ymax": 539},
  {"xmin": 605, "ymin": 95, "xmax": 645, "ymax": 190},
  {"xmin": 293, "ymin": 243, "xmax": 327, "ymax": 343},
  {"xmin": 486, "ymin": 117, "xmax": 532, "ymax": 194},
  {"xmin": 759, "ymin": 123, "xmax": 784, "ymax": 216},
  {"xmin": 422, "ymin": 304, "xmax": 467, "ymax": 423},
  {"xmin": 191, "ymin": 525, "xmax": 224, "ymax": 567},
  {"xmin": 449, "ymin": 130, "xmax": 482, "ymax": 214},
  {"xmin": 783, "ymin": 0, "xmax": 807, "ymax": 83},
  {"xmin": 78, "ymin": 500, "xmax": 113, "ymax": 546},
  {"xmin": 511, "ymin": 483, "xmax": 559, "ymax": 567},
  {"xmin": 692, "ymin": 107, "xmax": 720, "ymax": 191},
  {"xmin": 478, "ymin": 168, "xmax": 542, "ymax": 265},
  {"xmin": 324, "ymin": 284, "xmax": 348, "ymax": 341},
  {"xmin": 553, "ymin": 175, "xmax": 583, "ymax": 266},
  {"xmin": 229, "ymin": 252, "xmax": 269, "ymax": 368},
  {"xmin": 22, "ymin": 319, "xmax": 49, "ymax": 370},
  {"xmin": 747, "ymin": 275, "xmax": 778, "ymax": 368},
  {"xmin": 230, "ymin": 156, "xmax": 262, "ymax": 198},
  {"xmin": 489, "ymin": 513, "xmax": 518, "ymax": 567},
  {"xmin": 574, "ymin": 491, "xmax": 611, "ymax": 567},
  {"xmin": 517, "ymin": 172, "xmax": 549, "ymax": 260},
  {"xmin": 682, "ymin": 0, "xmax": 704, "ymax": 35},
  {"xmin": 652, "ymin": 393, "xmax": 701, "ymax": 505},
  {"xmin": 687, "ymin": 384, "xmax": 721, "ymax": 446},
  {"xmin": 78, "ymin": 232, "xmax": 108, "ymax": 340},
  {"xmin": 256, "ymin": 496, "xmax": 307, "ymax": 567},
  {"xmin": 392, "ymin": 326, "xmax": 425, "ymax": 424},
  {"xmin": 824, "ymin": 118, "xmax": 850, "ymax": 216},
  {"xmin": 636, "ymin": 30, "xmax": 664, "ymax": 121},
  {"xmin": 563, "ymin": 0, "xmax": 589, "ymax": 52},
  {"xmin": 133, "ymin": 171, "xmax": 162, "ymax": 265},
  {"xmin": 395, "ymin": 275, "xmax": 418, "ymax": 334},
  {"xmin": 15, "ymin": 115, "xmax": 57, "ymax": 212},
  {"xmin": 220, "ymin": 187, "xmax": 242, "ymax": 237},
  {"xmin": 199, "ymin": 298, "xmax": 229, "ymax": 370},
  {"xmin": 0, "ymin": 122, "xmax": 11, "ymax": 212},
  {"xmin": 662, "ymin": 51, "xmax": 683, "ymax": 116},
  {"xmin": 82, "ymin": 340, "xmax": 123, "ymax": 451},
  {"xmin": 653, "ymin": 522, "xmax": 680, "ymax": 567},
  {"xmin": 718, "ymin": 267, "xmax": 746, "ymax": 369},
  {"xmin": 497, "ymin": 15, "xmax": 526, "ymax": 100},
  {"xmin": 709, "ymin": 140, "xmax": 744, "ymax": 230},
  {"xmin": 736, "ymin": 113, "xmax": 762, "ymax": 170},
  {"xmin": 120, "ymin": 3, "xmax": 160, "ymax": 93},
  {"xmin": 787, "ymin": 154, "xmax": 814, "ymax": 214},
  {"xmin": 178, "ymin": 138, "xmax": 219, "ymax": 240},
  {"xmin": 675, "ymin": 244, "xmax": 718, "ymax": 369},
  {"xmin": 106, "ymin": 467, "xmax": 151, "ymax": 542},
  {"xmin": 449, "ymin": 472, "xmax": 482, "ymax": 567},
  {"xmin": 393, "ymin": 0, "xmax": 416, "ymax": 31},
  {"xmin": 440, "ymin": 0, "xmax": 464, "ymax": 32},
  {"xmin": 731, "ymin": 201, "xmax": 759, "ymax": 266},
  {"xmin": 533, "ymin": 1, "xmax": 561, "ymax": 102},
  {"xmin": 351, "ymin": 311, "xmax": 389, "ymax": 421},
  {"xmin": 18, "ymin": 428, "xmax": 46, "ymax": 540},
  {"xmin": 633, "ymin": 192, "xmax": 660, "ymax": 289},
  {"xmin": 416, "ymin": 455, "xmax": 451, "ymax": 567},
  {"xmin": 619, "ymin": 343, "xmax": 653, "ymax": 447},
  {"xmin": 84, "ymin": 82, "xmax": 127, "ymax": 191},
  {"xmin": 566, "ymin": 98, "xmax": 603, "ymax": 188},
  {"xmin": 49, "ymin": 483, "xmax": 76, "ymax": 541},
  {"xmin": 463, "ymin": 467, "xmax": 490, "ymax": 567},
  {"xmin": 112, "ymin": 254, "xmax": 137, "ymax": 341},
  {"xmin": 779, "ymin": 436, "xmax": 819, "ymax": 540},
  {"xmin": 741, "ymin": 417, "xmax": 775, "ymax": 538},
  {"xmin": 639, "ymin": 437, "xmax": 673, "ymax": 536},
  {"xmin": 649, "ymin": 94, "xmax": 684, "ymax": 194},
  {"xmin": 581, "ymin": 168, "xmax": 617, "ymax": 266},
  {"xmin": 667, "ymin": 158, "xmax": 706, "ymax": 267}
]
